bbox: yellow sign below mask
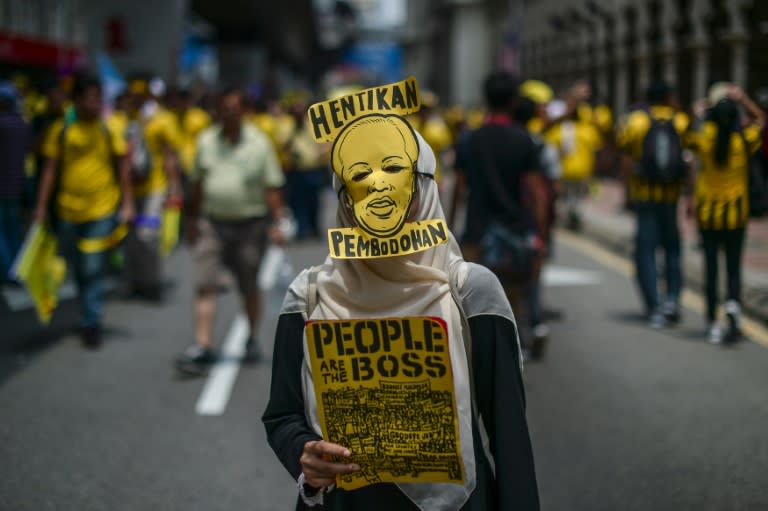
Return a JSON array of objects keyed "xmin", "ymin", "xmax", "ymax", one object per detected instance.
[
  {"xmin": 307, "ymin": 77, "xmax": 421, "ymax": 143},
  {"xmin": 327, "ymin": 219, "xmax": 448, "ymax": 259},
  {"xmin": 306, "ymin": 316, "xmax": 464, "ymax": 490}
]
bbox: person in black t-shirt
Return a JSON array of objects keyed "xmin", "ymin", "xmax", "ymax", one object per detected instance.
[{"xmin": 450, "ymin": 71, "xmax": 549, "ymax": 360}]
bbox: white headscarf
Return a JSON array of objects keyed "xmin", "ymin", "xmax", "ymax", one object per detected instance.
[{"xmin": 285, "ymin": 132, "xmax": 476, "ymax": 511}]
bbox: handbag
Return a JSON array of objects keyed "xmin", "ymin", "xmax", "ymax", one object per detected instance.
[{"xmin": 480, "ymin": 222, "xmax": 535, "ymax": 276}]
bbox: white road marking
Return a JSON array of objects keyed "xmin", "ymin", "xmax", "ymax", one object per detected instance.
[
  {"xmin": 195, "ymin": 315, "xmax": 250, "ymax": 416},
  {"xmin": 542, "ymin": 265, "xmax": 601, "ymax": 287}
]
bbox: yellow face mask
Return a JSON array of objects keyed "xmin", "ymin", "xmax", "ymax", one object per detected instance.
[{"xmin": 332, "ymin": 115, "xmax": 419, "ymax": 238}]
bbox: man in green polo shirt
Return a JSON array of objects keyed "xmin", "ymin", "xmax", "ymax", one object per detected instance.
[{"xmin": 176, "ymin": 87, "xmax": 287, "ymax": 375}]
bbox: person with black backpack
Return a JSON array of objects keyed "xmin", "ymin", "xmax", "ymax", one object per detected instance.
[
  {"xmin": 686, "ymin": 84, "xmax": 765, "ymax": 344},
  {"xmin": 617, "ymin": 82, "xmax": 691, "ymax": 329}
]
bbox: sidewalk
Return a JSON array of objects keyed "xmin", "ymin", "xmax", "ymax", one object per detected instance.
[{"xmin": 569, "ymin": 179, "xmax": 768, "ymax": 324}]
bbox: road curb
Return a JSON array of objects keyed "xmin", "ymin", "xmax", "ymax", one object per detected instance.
[{"xmin": 560, "ymin": 209, "xmax": 768, "ymax": 325}]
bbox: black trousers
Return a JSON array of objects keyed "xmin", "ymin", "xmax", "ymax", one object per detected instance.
[{"xmin": 699, "ymin": 228, "xmax": 746, "ymax": 321}]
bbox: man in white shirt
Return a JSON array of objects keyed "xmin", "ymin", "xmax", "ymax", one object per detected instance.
[{"xmin": 176, "ymin": 87, "xmax": 287, "ymax": 375}]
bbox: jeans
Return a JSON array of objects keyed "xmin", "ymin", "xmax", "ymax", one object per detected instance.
[
  {"xmin": 700, "ymin": 228, "xmax": 745, "ymax": 322},
  {"xmin": 0, "ymin": 199, "xmax": 23, "ymax": 281},
  {"xmin": 59, "ymin": 214, "xmax": 117, "ymax": 327},
  {"xmin": 634, "ymin": 202, "xmax": 682, "ymax": 314}
]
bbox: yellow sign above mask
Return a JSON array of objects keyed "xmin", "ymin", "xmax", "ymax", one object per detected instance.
[{"xmin": 307, "ymin": 77, "xmax": 421, "ymax": 143}]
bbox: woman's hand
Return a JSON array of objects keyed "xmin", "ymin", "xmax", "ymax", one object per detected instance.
[{"xmin": 300, "ymin": 440, "xmax": 360, "ymax": 489}]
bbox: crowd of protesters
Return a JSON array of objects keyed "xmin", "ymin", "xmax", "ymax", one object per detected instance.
[
  {"xmin": 445, "ymin": 73, "xmax": 766, "ymax": 355},
  {"xmin": 0, "ymin": 73, "xmax": 321, "ymax": 358},
  {"xmin": 0, "ymin": 68, "xmax": 766, "ymax": 364}
]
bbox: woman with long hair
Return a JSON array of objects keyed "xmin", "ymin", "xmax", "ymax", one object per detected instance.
[{"xmin": 688, "ymin": 85, "xmax": 765, "ymax": 343}]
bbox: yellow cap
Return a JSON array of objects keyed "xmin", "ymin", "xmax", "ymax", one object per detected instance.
[{"xmin": 520, "ymin": 80, "xmax": 554, "ymax": 105}]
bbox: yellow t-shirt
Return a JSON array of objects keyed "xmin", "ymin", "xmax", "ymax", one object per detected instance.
[
  {"xmin": 177, "ymin": 107, "xmax": 211, "ymax": 176},
  {"xmin": 527, "ymin": 117, "xmax": 545, "ymax": 135},
  {"xmin": 132, "ymin": 109, "xmax": 183, "ymax": 197},
  {"xmin": 543, "ymin": 118, "xmax": 602, "ymax": 181},
  {"xmin": 419, "ymin": 115, "xmax": 453, "ymax": 182},
  {"xmin": 273, "ymin": 113, "xmax": 297, "ymax": 168},
  {"xmin": 42, "ymin": 118, "xmax": 127, "ymax": 223},
  {"xmin": 289, "ymin": 124, "xmax": 327, "ymax": 171},
  {"xmin": 616, "ymin": 106, "xmax": 690, "ymax": 204},
  {"xmin": 690, "ymin": 122, "xmax": 762, "ymax": 230},
  {"xmin": 591, "ymin": 104, "xmax": 614, "ymax": 136}
]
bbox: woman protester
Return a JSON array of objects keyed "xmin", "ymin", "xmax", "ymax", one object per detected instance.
[
  {"xmin": 262, "ymin": 79, "xmax": 539, "ymax": 510},
  {"xmin": 688, "ymin": 84, "xmax": 765, "ymax": 344}
]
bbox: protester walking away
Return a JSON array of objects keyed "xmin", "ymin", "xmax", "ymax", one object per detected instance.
[
  {"xmin": 263, "ymin": 77, "xmax": 539, "ymax": 510},
  {"xmin": 687, "ymin": 83, "xmax": 765, "ymax": 344},
  {"xmin": 542, "ymin": 81, "xmax": 603, "ymax": 231},
  {"xmin": 284, "ymin": 98, "xmax": 328, "ymax": 240},
  {"xmin": 617, "ymin": 81, "xmax": 691, "ymax": 328},
  {"xmin": 0, "ymin": 82, "xmax": 30, "ymax": 284},
  {"xmin": 517, "ymin": 80, "xmax": 563, "ymax": 326},
  {"xmin": 33, "ymin": 76, "xmax": 134, "ymax": 348},
  {"xmin": 165, "ymin": 86, "xmax": 211, "ymax": 180},
  {"xmin": 452, "ymin": 71, "xmax": 549, "ymax": 360},
  {"xmin": 175, "ymin": 87, "xmax": 287, "ymax": 376},
  {"xmin": 124, "ymin": 77, "xmax": 182, "ymax": 300}
]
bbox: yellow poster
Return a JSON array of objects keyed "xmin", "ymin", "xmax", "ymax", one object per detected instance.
[
  {"xmin": 306, "ymin": 317, "xmax": 464, "ymax": 490},
  {"xmin": 11, "ymin": 223, "xmax": 66, "ymax": 324}
]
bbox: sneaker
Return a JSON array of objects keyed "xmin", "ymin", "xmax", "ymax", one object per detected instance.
[
  {"xmin": 175, "ymin": 345, "xmax": 217, "ymax": 376},
  {"xmin": 724, "ymin": 300, "xmax": 743, "ymax": 343},
  {"xmin": 648, "ymin": 312, "xmax": 667, "ymax": 329},
  {"xmin": 81, "ymin": 325, "xmax": 103, "ymax": 349},
  {"xmin": 707, "ymin": 322, "xmax": 724, "ymax": 344},
  {"xmin": 528, "ymin": 324, "xmax": 549, "ymax": 361},
  {"xmin": 243, "ymin": 337, "xmax": 263, "ymax": 364},
  {"xmin": 661, "ymin": 300, "xmax": 681, "ymax": 325}
]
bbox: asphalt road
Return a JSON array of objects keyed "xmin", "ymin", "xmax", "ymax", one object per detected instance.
[{"xmin": 1, "ymin": 231, "xmax": 767, "ymax": 510}]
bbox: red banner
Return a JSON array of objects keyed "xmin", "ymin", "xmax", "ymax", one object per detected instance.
[{"xmin": 0, "ymin": 32, "xmax": 85, "ymax": 70}]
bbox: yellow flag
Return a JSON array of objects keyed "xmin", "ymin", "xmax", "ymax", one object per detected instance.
[
  {"xmin": 11, "ymin": 223, "xmax": 67, "ymax": 324},
  {"xmin": 160, "ymin": 207, "xmax": 181, "ymax": 258}
]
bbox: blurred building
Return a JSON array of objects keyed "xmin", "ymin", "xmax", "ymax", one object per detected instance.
[
  {"xmin": 520, "ymin": 0, "xmax": 768, "ymax": 114},
  {"xmin": 0, "ymin": 0, "xmax": 87, "ymax": 80},
  {"xmin": 324, "ymin": 0, "xmax": 516, "ymax": 106}
]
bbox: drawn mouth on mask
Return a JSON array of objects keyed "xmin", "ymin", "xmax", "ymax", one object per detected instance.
[{"xmin": 366, "ymin": 197, "xmax": 396, "ymax": 218}]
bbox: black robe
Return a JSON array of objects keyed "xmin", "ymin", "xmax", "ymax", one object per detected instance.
[{"xmin": 262, "ymin": 268, "xmax": 540, "ymax": 510}]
